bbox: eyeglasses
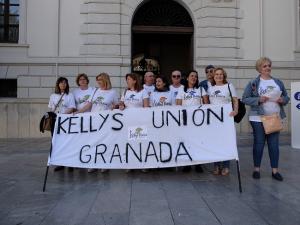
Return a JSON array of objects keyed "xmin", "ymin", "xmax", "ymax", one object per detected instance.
[
  {"xmin": 172, "ymin": 75, "xmax": 181, "ymax": 79},
  {"xmin": 206, "ymin": 69, "xmax": 214, "ymax": 73},
  {"xmin": 263, "ymin": 64, "xmax": 271, "ymax": 68}
]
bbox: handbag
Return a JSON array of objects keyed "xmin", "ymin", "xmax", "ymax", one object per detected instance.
[
  {"xmin": 228, "ymin": 83, "xmax": 246, "ymax": 123},
  {"xmin": 40, "ymin": 94, "xmax": 64, "ymax": 133},
  {"xmin": 261, "ymin": 113, "xmax": 283, "ymax": 134}
]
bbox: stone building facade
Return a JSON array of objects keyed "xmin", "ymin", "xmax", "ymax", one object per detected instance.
[{"xmin": 0, "ymin": 0, "xmax": 299, "ymax": 138}]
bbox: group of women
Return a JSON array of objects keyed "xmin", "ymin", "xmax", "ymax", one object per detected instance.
[{"xmin": 48, "ymin": 57, "xmax": 289, "ymax": 181}]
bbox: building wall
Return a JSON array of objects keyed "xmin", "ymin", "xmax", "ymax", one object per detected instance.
[{"xmin": 0, "ymin": 0, "xmax": 299, "ymax": 138}]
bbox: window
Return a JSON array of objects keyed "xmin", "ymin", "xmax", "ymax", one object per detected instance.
[
  {"xmin": 0, "ymin": 0, "xmax": 19, "ymax": 43},
  {"xmin": 0, "ymin": 79, "xmax": 17, "ymax": 97}
]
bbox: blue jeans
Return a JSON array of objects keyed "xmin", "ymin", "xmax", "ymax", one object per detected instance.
[
  {"xmin": 250, "ymin": 121, "xmax": 280, "ymax": 168},
  {"xmin": 214, "ymin": 161, "xmax": 230, "ymax": 168}
]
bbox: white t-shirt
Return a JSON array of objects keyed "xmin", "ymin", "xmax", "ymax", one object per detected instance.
[
  {"xmin": 72, "ymin": 87, "xmax": 93, "ymax": 111},
  {"xmin": 169, "ymin": 84, "xmax": 183, "ymax": 105},
  {"xmin": 176, "ymin": 86, "xmax": 207, "ymax": 106},
  {"xmin": 143, "ymin": 84, "xmax": 155, "ymax": 97},
  {"xmin": 208, "ymin": 83, "xmax": 237, "ymax": 105},
  {"xmin": 48, "ymin": 93, "xmax": 76, "ymax": 114},
  {"xmin": 121, "ymin": 89, "xmax": 148, "ymax": 108},
  {"xmin": 149, "ymin": 91, "xmax": 173, "ymax": 107},
  {"xmin": 250, "ymin": 78, "xmax": 281, "ymax": 122},
  {"xmin": 88, "ymin": 88, "xmax": 118, "ymax": 112}
]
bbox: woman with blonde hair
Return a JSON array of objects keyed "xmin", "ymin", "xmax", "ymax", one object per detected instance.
[
  {"xmin": 242, "ymin": 57, "xmax": 289, "ymax": 181},
  {"xmin": 207, "ymin": 67, "xmax": 239, "ymax": 176},
  {"xmin": 77, "ymin": 73, "xmax": 118, "ymax": 173}
]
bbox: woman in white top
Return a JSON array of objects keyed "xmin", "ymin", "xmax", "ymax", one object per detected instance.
[
  {"xmin": 48, "ymin": 77, "xmax": 76, "ymax": 172},
  {"xmin": 72, "ymin": 73, "xmax": 93, "ymax": 112},
  {"xmin": 48, "ymin": 77, "xmax": 75, "ymax": 114},
  {"xmin": 119, "ymin": 73, "xmax": 149, "ymax": 110},
  {"xmin": 146, "ymin": 75, "xmax": 172, "ymax": 107},
  {"xmin": 242, "ymin": 57, "xmax": 289, "ymax": 181},
  {"xmin": 77, "ymin": 73, "xmax": 118, "ymax": 173},
  {"xmin": 76, "ymin": 73, "xmax": 119, "ymax": 114},
  {"xmin": 208, "ymin": 67, "xmax": 238, "ymax": 176},
  {"xmin": 176, "ymin": 70, "xmax": 209, "ymax": 173},
  {"xmin": 119, "ymin": 73, "xmax": 149, "ymax": 173}
]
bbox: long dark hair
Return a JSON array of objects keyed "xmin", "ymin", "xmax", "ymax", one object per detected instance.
[
  {"xmin": 55, "ymin": 77, "xmax": 70, "ymax": 94},
  {"xmin": 155, "ymin": 75, "xmax": 170, "ymax": 92},
  {"xmin": 183, "ymin": 70, "xmax": 199, "ymax": 92},
  {"xmin": 125, "ymin": 73, "xmax": 142, "ymax": 92}
]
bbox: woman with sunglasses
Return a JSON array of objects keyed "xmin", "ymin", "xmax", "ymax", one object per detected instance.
[
  {"xmin": 242, "ymin": 57, "xmax": 289, "ymax": 181},
  {"xmin": 176, "ymin": 70, "xmax": 209, "ymax": 173}
]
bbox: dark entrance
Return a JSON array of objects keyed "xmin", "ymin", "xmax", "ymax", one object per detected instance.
[{"xmin": 131, "ymin": 0, "xmax": 194, "ymax": 78}]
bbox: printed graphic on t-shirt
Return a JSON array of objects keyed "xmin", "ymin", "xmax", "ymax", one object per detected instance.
[{"xmin": 78, "ymin": 95, "xmax": 90, "ymax": 104}]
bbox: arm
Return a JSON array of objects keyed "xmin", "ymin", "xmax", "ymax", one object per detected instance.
[
  {"xmin": 176, "ymin": 99, "xmax": 182, "ymax": 105},
  {"xmin": 74, "ymin": 102, "xmax": 92, "ymax": 114},
  {"xmin": 230, "ymin": 97, "xmax": 239, "ymax": 117},
  {"xmin": 202, "ymin": 95, "xmax": 209, "ymax": 104},
  {"xmin": 242, "ymin": 81, "xmax": 260, "ymax": 106},
  {"xmin": 276, "ymin": 79, "xmax": 290, "ymax": 105}
]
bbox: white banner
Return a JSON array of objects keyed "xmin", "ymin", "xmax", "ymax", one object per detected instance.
[
  {"xmin": 49, "ymin": 104, "xmax": 239, "ymax": 169},
  {"xmin": 291, "ymin": 82, "xmax": 300, "ymax": 149}
]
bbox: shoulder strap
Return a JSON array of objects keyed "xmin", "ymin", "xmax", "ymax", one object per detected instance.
[
  {"xmin": 227, "ymin": 83, "xmax": 234, "ymax": 110},
  {"xmin": 53, "ymin": 93, "xmax": 65, "ymax": 112},
  {"xmin": 90, "ymin": 88, "xmax": 98, "ymax": 102}
]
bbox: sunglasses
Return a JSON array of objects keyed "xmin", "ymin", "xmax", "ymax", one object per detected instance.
[{"xmin": 172, "ymin": 75, "xmax": 181, "ymax": 78}]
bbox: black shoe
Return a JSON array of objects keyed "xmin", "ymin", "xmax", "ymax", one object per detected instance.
[
  {"xmin": 195, "ymin": 165, "xmax": 204, "ymax": 173},
  {"xmin": 68, "ymin": 167, "xmax": 74, "ymax": 172},
  {"xmin": 272, "ymin": 172, "xmax": 283, "ymax": 181},
  {"xmin": 182, "ymin": 166, "xmax": 191, "ymax": 173},
  {"xmin": 252, "ymin": 171, "xmax": 260, "ymax": 179},
  {"xmin": 54, "ymin": 166, "xmax": 64, "ymax": 172}
]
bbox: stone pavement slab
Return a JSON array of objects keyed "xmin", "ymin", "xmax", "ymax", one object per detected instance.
[{"xmin": 0, "ymin": 135, "xmax": 299, "ymax": 225}]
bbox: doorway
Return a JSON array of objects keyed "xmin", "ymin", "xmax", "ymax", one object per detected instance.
[{"xmin": 131, "ymin": 0, "xmax": 194, "ymax": 79}]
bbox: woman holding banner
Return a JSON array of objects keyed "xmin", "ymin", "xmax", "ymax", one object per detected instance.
[
  {"xmin": 176, "ymin": 70, "xmax": 209, "ymax": 173},
  {"xmin": 77, "ymin": 73, "xmax": 119, "ymax": 173},
  {"xmin": 48, "ymin": 76, "xmax": 76, "ymax": 172},
  {"xmin": 242, "ymin": 57, "xmax": 289, "ymax": 181},
  {"xmin": 119, "ymin": 73, "xmax": 149, "ymax": 172},
  {"xmin": 72, "ymin": 73, "xmax": 93, "ymax": 113},
  {"xmin": 146, "ymin": 75, "xmax": 172, "ymax": 107},
  {"xmin": 207, "ymin": 67, "xmax": 238, "ymax": 176}
]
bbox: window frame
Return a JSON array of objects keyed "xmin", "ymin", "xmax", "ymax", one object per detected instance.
[{"xmin": 0, "ymin": 0, "xmax": 19, "ymax": 43}]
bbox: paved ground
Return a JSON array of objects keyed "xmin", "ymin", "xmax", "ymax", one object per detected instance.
[{"xmin": 0, "ymin": 135, "xmax": 299, "ymax": 225}]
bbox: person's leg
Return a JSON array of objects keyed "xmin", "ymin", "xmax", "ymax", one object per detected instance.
[
  {"xmin": 213, "ymin": 162, "xmax": 221, "ymax": 175},
  {"xmin": 221, "ymin": 161, "xmax": 230, "ymax": 175},
  {"xmin": 266, "ymin": 131, "xmax": 283, "ymax": 181},
  {"xmin": 250, "ymin": 121, "xmax": 266, "ymax": 178}
]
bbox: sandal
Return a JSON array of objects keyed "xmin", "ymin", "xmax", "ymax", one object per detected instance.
[{"xmin": 221, "ymin": 168, "xmax": 229, "ymax": 176}]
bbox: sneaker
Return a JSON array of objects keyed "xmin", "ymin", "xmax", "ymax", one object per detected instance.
[
  {"xmin": 125, "ymin": 169, "xmax": 131, "ymax": 173},
  {"xmin": 100, "ymin": 169, "xmax": 108, "ymax": 173},
  {"xmin": 54, "ymin": 166, "xmax": 64, "ymax": 172},
  {"xmin": 87, "ymin": 169, "xmax": 97, "ymax": 173},
  {"xmin": 182, "ymin": 166, "xmax": 191, "ymax": 173},
  {"xmin": 195, "ymin": 165, "xmax": 204, "ymax": 173},
  {"xmin": 272, "ymin": 172, "xmax": 283, "ymax": 181},
  {"xmin": 221, "ymin": 168, "xmax": 229, "ymax": 176},
  {"xmin": 252, "ymin": 171, "xmax": 260, "ymax": 179},
  {"xmin": 141, "ymin": 169, "xmax": 149, "ymax": 173},
  {"xmin": 213, "ymin": 166, "xmax": 220, "ymax": 175}
]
